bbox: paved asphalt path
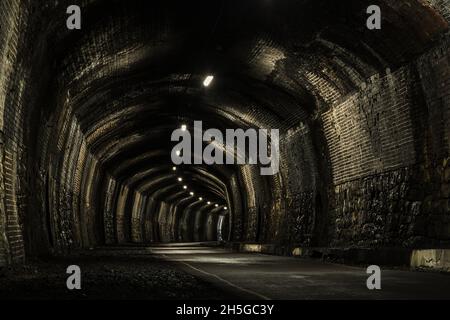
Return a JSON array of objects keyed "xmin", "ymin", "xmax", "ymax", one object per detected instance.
[{"xmin": 146, "ymin": 243, "xmax": 450, "ymax": 300}]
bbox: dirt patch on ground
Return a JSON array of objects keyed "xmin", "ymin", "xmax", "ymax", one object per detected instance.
[{"xmin": 0, "ymin": 249, "xmax": 234, "ymax": 300}]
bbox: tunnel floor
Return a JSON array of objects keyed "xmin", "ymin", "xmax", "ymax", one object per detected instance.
[
  {"xmin": 1, "ymin": 243, "xmax": 450, "ymax": 300},
  {"xmin": 0, "ymin": 244, "xmax": 233, "ymax": 300}
]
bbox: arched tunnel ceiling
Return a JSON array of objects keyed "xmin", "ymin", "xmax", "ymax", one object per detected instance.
[
  {"xmin": 49, "ymin": 0, "xmax": 447, "ymax": 122},
  {"xmin": 25, "ymin": 0, "xmax": 449, "ymax": 244}
]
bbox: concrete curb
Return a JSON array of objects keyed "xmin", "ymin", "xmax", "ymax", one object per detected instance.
[{"xmin": 226, "ymin": 243, "xmax": 450, "ymax": 272}]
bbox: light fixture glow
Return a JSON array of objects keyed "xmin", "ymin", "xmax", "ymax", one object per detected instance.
[
  {"xmin": 203, "ymin": 75, "xmax": 214, "ymax": 87},
  {"xmin": 199, "ymin": 197, "xmax": 203, "ymax": 201},
  {"xmin": 207, "ymin": 201, "xmax": 211, "ymax": 205},
  {"xmin": 224, "ymin": 207, "xmax": 228, "ymax": 210},
  {"xmin": 175, "ymin": 150, "xmax": 181, "ymax": 156},
  {"xmin": 177, "ymin": 177, "xmax": 183, "ymax": 182},
  {"xmin": 183, "ymin": 185, "xmax": 187, "ymax": 189},
  {"xmin": 215, "ymin": 204, "xmax": 219, "ymax": 207},
  {"xmin": 190, "ymin": 192, "xmax": 194, "ymax": 196},
  {"xmin": 172, "ymin": 166, "xmax": 177, "ymax": 171},
  {"xmin": 181, "ymin": 124, "xmax": 187, "ymax": 131}
]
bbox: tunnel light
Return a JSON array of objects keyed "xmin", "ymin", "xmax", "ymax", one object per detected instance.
[
  {"xmin": 183, "ymin": 185, "xmax": 187, "ymax": 190},
  {"xmin": 172, "ymin": 166, "xmax": 177, "ymax": 171},
  {"xmin": 203, "ymin": 75, "xmax": 214, "ymax": 87},
  {"xmin": 178, "ymin": 177, "xmax": 183, "ymax": 182},
  {"xmin": 181, "ymin": 124, "xmax": 187, "ymax": 131},
  {"xmin": 190, "ymin": 192, "xmax": 194, "ymax": 196}
]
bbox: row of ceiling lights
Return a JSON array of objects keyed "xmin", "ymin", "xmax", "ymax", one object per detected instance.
[
  {"xmin": 171, "ymin": 75, "xmax": 227, "ymax": 210},
  {"xmin": 172, "ymin": 164, "xmax": 227, "ymax": 211}
]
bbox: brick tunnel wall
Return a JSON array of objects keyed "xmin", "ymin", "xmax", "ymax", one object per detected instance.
[
  {"xmin": 322, "ymin": 38, "xmax": 450, "ymax": 247},
  {"xmin": 0, "ymin": 0, "xmax": 151, "ymax": 263},
  {"xmin": 0, "ymin": 0, "xmax": 449, "ymax": 266},
  {"xmin": 0, "ymin": 0, "xmax": 39, "ymax": 265},
  {"xmin": 241, "ymin": 11, "xmax": 450, "ymax": 249}
]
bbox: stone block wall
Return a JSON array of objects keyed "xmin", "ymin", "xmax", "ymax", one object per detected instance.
[{"xmin": 322, "ymin": 38, "xmax": 450, "ymax": 248}]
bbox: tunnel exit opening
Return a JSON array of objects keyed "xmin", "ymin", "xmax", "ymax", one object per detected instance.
[{"xmin": 217, "ymin": 214, "xmax": 225, "ymax": 242}]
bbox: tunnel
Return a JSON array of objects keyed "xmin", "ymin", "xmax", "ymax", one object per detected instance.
[{"xmin": 0, "ymin": 0, "xmax": 449, "ymax": 300}]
